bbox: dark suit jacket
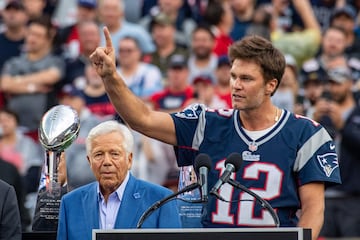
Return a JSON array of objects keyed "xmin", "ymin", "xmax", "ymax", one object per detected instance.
[
  {"xmin": 57, "ymin": 173, "xmax": 181, "ymax": 240},
  {"xmin": 0, "ymin": 159, "xmax": 30, "ymax": 231},
  {"xmin": 0, "ymin": 179, "xmax": 22, "ymax": 240}
]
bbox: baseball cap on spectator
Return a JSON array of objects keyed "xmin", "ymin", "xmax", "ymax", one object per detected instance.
[
  {"xmin": 327, "ymin": 67, "xmax": 352, "ymax": 84},
  {"xmin": 330, "ymin": 5, "xmax": 356, "ymax": 21},
  {"xmin": 192, "ymin": 74, "xmax": 214, "ymax": 85},
  {"xmin": 77, "ymin": 0, "xmax": 97, "ymax": 9},
  {"xmin": 169, "ymin": 54, "xmax": 188, "ymax": 69},
  {"xmin": 59, "ymin": 84, "xmax": 85, "ymax": 99},
  {"xmin": 150, "ymin": 12, "xmax": 174, "ymax": 31},
  {"xmin": 301, "ymin": 59, "xmax": 328, "ymax": 86},
  {"xmin": 4, "ymin": 0, "xmax": 25, "ymax": 10},
  {"xmin": 217, "ymin": 55, "xmax": 230, "ymax": 68}
]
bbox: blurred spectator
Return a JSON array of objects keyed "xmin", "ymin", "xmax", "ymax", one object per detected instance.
[
  {"xmin": 63, "ymin": 20, "xmax": 101, "ymax": 88},
  {"xmin": 58, "ymin": 84, "xmax": 100, "ymax": 190},
  {"xmin": 139, "ymin": 0, "xmax": 196, "ymax": 47},
  {"xmin": 0, "ymin": 158, "xmax": 30, "ymax": 232},
  {"xmin": 300, "ymin": 69, "xmax": 327, "ymax": 118},
  {"xmin": 308, "ymin": 0, "xmax": 345, "ymax": 32},
  {"xmin": 0, "ymin": 0, "xmax": 27, "ymax": 70},
  {"xmin": 140, "ymin": 132, "xmax": 180, "ymax": 191},
  {"xmin": 0, "ymin": 16, "xmax": 65, "ymax": 142},
  {"xmin": 56, "ymin": 0, "xmax": 98, "ymax": 59},
  {"xmin": 330, "ymin": 5, "xmax": 360, "ymax": 59},
  {"xmin": 318, "ymin": 26, "xmax": 349, "ymax": 70},
  {"xmin": 0, "ymin": 0, "xmax": 28, "ymax": 109},
  {"xmin": 271, "ymin": 0, "xmax": 295, "ymax": 32},
  {"xmin": 230, "ymin": 0, "xmax": 257, "ymax": 41},
  {"xmin": 122, "ymin": 0, "xmax": 147, "ymax": 23},
  {"xmin": 244, "ymin": 3, "xmax": 273, "ymax": 40},
  {"xmin": 188, "ymin": 24, "xmax": 218, "ymax": 84},
  {"xmin": 22, "ymin": 0, "xmax": 49, "ymax": 22},
  {"xmin": 0, "ymin": 108, "xmax": 42, "ymax": 186},
  {"xmin": 149, "ymin": 54, "xmax": 194, "ymax": 113},
  {"xmin": 203, "ymin": 0, "xmax": 234, "ymax": 56},
  {"xmin": 191, "ymin": 74, "xmax": 228, "ymax": 109},
  {"xmin": 272, "ymin": 54, "xmax": 300, "ymax": 112},
  {"xmin": 147, "ymin": 12, "xmax": 189, "ymax": 81},
  {"xmin": 214, "ymin": 55, "xmax": 232, "ymax": 108},
  {"xmin": 98, "ymin": 0, "xmax": 155, "ymax": 57},
  {"xmin": 271, "ymin": 0, "xmax": 322, "ymax": 68},
  {"xmin": 0, "ymin": 108, "xmax": 43, "ymax": 230},
  {"xmin": 82, "ymin": 64, "xmax": 117, "ymax": 120},
  {"xmin": 116, "ymin": 36, "xmax": 163, "ymax": 99},
  {"xmin": 314, "ymin": 66, "xmax": 360, "ymax": 238},
  {"xmin": 301, "ymin": 26, "xmax": 360, "ymax": 85}
]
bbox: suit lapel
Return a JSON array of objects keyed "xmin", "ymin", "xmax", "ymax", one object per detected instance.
[
  {"xmin": 81, "ymin": 183, "xmax": 100, "ymax": 230},
  {"xmin": 114, "ymin": 175, "xmax": 143, "ymax": 228}
]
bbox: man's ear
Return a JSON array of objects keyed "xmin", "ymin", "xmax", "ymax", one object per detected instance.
[
  {"xmin": 127, "ymin": 152, "xmax": 133, "ymax": 170},
  {"xmin": 266, "ymin": 78, "xmax": 278, "ymax": 95}
]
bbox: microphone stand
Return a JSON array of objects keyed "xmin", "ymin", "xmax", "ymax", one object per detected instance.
[
  {"xmin": 211, "ymin": 179, "xmax": 280, "ymax": 227},
  {"xmin": 136, "ymin": 182, "xmax": 201, "ymax": 228}
]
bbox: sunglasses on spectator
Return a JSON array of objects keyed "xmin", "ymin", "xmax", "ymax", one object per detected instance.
[{"xmin": 119, "ymin": 48, "xmax": 137, "ymax": 53}]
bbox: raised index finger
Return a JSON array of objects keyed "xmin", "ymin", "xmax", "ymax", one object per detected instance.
[{"xmin": 103, "ymin": 26, "xmax": 113, "ymax": 48}]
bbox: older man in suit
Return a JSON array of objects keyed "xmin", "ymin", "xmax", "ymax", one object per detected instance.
[
  {"xmin": 0, "ymin": 179, "xmax": 22, "ymax": 240},
  {"xmin": 57, "ymin": 120, "xmax": 181, "ymax": 240}
]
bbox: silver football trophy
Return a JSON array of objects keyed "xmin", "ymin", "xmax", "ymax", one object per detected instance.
[
  {"xmin": 32, "ymin": 105, "xmax": 80, "ymax": 231},
  {"xmin": 39, "ymin": 104, "xmax": 80, "ymax": 194}
]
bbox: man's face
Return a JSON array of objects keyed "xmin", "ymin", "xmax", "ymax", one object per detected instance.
[
  {"xmin": 79, "ymin": 23, "xmax": 100, "ymax": 54},
  {"xmin": 304, "ymin": 80, "xmax": 323, "ymax": 103},
  {"xmin": 191, "ymin": 29, "xmax": 214, "ymax": 59},
  {"xmin": 322, "ymin": 28, "xmax": 347, "ymax": 57},
  {"xmin": 230, "ymin": 59, "xmax": 275, "ymax": 110},
  {"xmin": 2, "ymin": 6, "xmax": 28, "ymax": 28},
  {"xmin": 151, "ymin": 24, "xmax": 175, "ymax": 47},
  {"xmin": 0, "ymin": 112, "xmax": 17, "ymax": 136},
  {"xmin": 25, "ymin": 23, "xmax": 51, "ymax": 53},
  {"xmin": 88, "ymin": 131, "xmax": 132, "ymax": 195},
  {"xmin": 98, "ymin": 0, "xmax": 123, "ymax": 27},
  {"xmin": 328, "ymin": 80, "xmax": 351, "ymax": 103}
]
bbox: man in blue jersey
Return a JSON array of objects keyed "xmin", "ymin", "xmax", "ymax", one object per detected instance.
[{"xmin": 90, "ymin": 27, "xmax": 341, "ymax": 240}]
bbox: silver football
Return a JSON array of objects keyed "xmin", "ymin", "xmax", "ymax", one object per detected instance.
[{"xmin": 39, "ymin": 105, "xmax": 80, "ymax": 151}]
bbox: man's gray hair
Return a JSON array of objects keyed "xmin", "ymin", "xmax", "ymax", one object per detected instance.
[{"xmin": 86, "ymin": 120, "xmax": 134, "ymax": 155}]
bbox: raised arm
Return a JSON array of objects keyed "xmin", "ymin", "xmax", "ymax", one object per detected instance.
[{"xmin": 89, "ymin": 27, "xmax": 177, "ymax": 145}]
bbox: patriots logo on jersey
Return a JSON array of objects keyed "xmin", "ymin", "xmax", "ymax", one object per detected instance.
[
  {"xmin": 317, "ymin": 153, "xmax": 339, "ymax": 177},
  {"xmin": 174, "ymin": 103, "xmax": 203, "ymax": 119}
]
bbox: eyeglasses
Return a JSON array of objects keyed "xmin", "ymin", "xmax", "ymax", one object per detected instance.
[{"xmin": 118, "ymin": 48, "xmax": 137, "ymax": 54}]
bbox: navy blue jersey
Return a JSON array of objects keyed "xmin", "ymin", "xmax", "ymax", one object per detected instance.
[{"xmin": 171, "ymin": 104, "xmax": 341, "ymax": 228}]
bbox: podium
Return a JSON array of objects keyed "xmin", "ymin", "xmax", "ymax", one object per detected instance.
[{"xmin": 92, "ymin": 228, "xmax": 311, "ymax": 240}]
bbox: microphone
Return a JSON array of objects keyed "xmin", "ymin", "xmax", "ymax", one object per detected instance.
[
  {"xmin": 136, "ymin": 154, "xmax": 212, "ymax": 228},
  {"xmin": 136, "ymin": 182, "xmax": 200, "ymax": 228},
  {"xmin": 210, "ymin": 152, "xmax": 242, "ymax": 196},
  {"xmin": 194, "ymin": 153, "xmax": 212, "ymax": 202}
]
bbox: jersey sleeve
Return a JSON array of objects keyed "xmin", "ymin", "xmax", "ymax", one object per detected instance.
[
  {"xmin": 294, "ymin": 121, "xmax": 341, "ymax": 186},
  {"xmin": 170, "ymin": 103, "xmax": 207, "ymax": 166}
]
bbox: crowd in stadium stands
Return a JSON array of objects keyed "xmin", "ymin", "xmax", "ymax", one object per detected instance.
[{"xmin": 0, "ymin": 0, "xmax": 360, "ymax": 238}]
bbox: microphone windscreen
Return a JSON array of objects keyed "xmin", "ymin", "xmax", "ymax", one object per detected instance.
[
  {"xmin": 194, "ymin": 153, "xmax": 212, "ymax": 173},
  {"xmin": 225, "ymin": 152, "xmax": 243, "ymax": 172}
]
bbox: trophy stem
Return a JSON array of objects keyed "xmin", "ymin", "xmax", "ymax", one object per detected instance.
[{"xmin": 45, "ymin": 151, "xmax": 62, "ymax": 196}]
